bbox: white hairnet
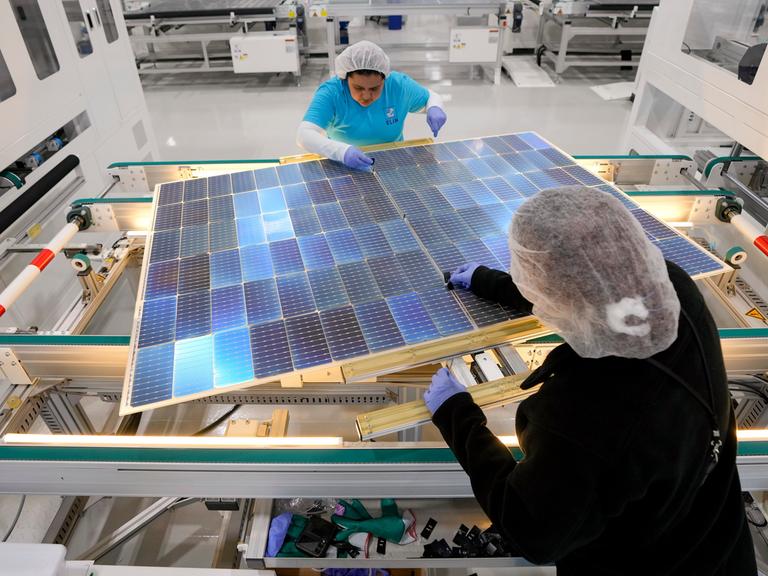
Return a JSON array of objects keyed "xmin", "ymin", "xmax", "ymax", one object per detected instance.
[
  {"xmin": 335, "ymin": 41, "xmax": 390, "ymax": 79},
  {"xmin": 508, "ymin": 186, "xmax": 680, "ymax": 359}
]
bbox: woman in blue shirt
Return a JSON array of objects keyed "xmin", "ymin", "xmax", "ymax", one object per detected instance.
[{"xmin": 296, "ymin": 41, "xmax": 447, "ymax": 170}]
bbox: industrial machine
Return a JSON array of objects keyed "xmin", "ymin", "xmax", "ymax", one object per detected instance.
[{"xmin": 1, "ymin": 1, "xmax": 768, "ymax": 574}]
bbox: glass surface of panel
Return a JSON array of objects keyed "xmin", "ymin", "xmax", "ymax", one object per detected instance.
[
  {"xmin": 9, "ymin": 0, "xmax": 60, "ymax": 79},
  {"xmin": 96, "ymin": 0, "xmax": 119, "ymax": 43},
  {"xmin": 62, "ymin": 0, "xmax": 93, "ymax": 58},
  {"xmin": 0, "ymin": 50, "xmax": 15, "ymax": 102}
]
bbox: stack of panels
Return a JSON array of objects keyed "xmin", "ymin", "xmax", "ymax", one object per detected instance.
[{"xmin": 125, "ymin": 132, "xmax": 726, "ymax": 412}]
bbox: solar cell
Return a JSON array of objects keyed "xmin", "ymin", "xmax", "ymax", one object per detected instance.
[{"xmin": 127, "ymin": 131, "xmax": 727, "ymax": 413}]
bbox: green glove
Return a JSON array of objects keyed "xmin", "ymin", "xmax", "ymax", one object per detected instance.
[
  {"xmin": 332, "ymin": 499, "xmax": 416, "ymax": 545},
  {"xmin": 277, "ymin": 514, "xmax": 311, "ymax": 557}
]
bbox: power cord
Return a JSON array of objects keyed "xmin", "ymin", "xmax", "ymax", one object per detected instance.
[
  {"xmin": 2, "ymin": 495, "xmax": 26, "ymax": 542},
  {"xmin": 192, "ymin": 405, "xmax": 241, "ymax": 436}
]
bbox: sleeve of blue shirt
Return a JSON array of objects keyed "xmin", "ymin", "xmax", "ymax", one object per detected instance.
[
  {"xmin": 303, "ymin": 82, "xmax": 338, "ymax": 129},
  {"xmin": 399, "ymin": 73, "xmax": 430, "ymax": 113}
]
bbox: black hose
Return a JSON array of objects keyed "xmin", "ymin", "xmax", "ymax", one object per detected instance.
[{"xmin": 192, "ymin": 405, "xmax": 241, "ymax": 436}]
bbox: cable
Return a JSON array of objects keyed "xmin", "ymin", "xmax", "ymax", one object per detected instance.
[
  {"xmin": 192, "ymin": 405, "xmax": 241, "ymax": 436},
  {"xmin": 682, "ymin": 42, "xmax": 692, "ymax": 54},
  {"xmin": 2, "ymin": 495, "xmax": 26, "ymax": 542}
]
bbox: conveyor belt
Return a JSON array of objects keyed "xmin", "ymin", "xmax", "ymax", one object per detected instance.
[{"xmin": 124, "ymin": 0, "xmax": 284, "ymax": 19}]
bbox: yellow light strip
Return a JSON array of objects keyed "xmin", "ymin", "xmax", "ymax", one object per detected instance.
[
  {"xmin": 496, "ymin": 435, "xmax": 519, "ymax": 446},
  {"xmin": 2, "ymin": 434, "xmax": 343, "ymax": 448},
  {"xmin": 736, "ymin": 430, "xmax": 768, "ymax": 441}
]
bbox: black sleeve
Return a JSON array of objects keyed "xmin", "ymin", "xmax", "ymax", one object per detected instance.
[
  {"xmin": 432, "ymin": 393, "xmax": 607, "ymax": 564},
  {"xmin": 470, "ymin": 266, "xmax": 533, "ymax": 313}
]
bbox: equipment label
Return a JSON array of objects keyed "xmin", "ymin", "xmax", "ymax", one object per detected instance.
[{"xmin": 745, "ymin": 308, "xmax": 767, "ymax": 323}]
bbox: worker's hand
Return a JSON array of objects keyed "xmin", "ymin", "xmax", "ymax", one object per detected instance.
[
  {"xmin": 425, "ymin": 367, "xmax": 466, "ymax": 415},
  {"xmin": 449, "ymin": 262, "xmax": 480, "ymax": 290},
  {"xmin": 343, "ymin": 146, "xmax": 374, "ymax": 171},
  {"xmin": 426, "ymin": 107, "xmax": 447, "ymax": 138}
]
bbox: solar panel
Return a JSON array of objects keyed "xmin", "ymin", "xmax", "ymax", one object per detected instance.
[{"xmin": 123, "ymin": 133, "xmax": 728, "ymax": 413}]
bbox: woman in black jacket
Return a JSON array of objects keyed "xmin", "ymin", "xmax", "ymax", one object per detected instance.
[{"xmin": 425, "ymin": 186, "xmax": 756, "ymax": 574}]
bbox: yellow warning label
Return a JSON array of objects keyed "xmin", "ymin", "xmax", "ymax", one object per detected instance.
[
  {"xmin": 746, "ymin": 308, "xmax": 767, "ymax": 323},
  {"xmin": 27, "ymin": 223, "xmax": 42, "ymax": 239}
]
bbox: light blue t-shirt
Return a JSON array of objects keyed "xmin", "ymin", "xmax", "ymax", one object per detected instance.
[{"xmin": 303, "ymin": 71, "xmax": 429, "ymax": 147}]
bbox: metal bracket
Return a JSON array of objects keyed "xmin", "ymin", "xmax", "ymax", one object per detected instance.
[{"xmin": 0, "ymin": 348, "xmax": 33, "ymax": 385}]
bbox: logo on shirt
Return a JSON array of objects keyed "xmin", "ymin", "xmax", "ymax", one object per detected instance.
[{"xmin": 385, "ymin": 107, "xmax": 399, "ymax": 126}]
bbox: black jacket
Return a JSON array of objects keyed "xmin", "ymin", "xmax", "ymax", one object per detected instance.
[{"xmin": 432, "ymin": 262, "xmax": 756, "ymax": 574}]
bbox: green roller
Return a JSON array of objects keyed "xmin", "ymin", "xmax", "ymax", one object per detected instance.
[
  {"xmin": 724, "ymin": 246, "xmax": 747, "ymax": 266},
  {"xmin": 0, "ymin": 171, "xmax": 24, "ymax": 190}
]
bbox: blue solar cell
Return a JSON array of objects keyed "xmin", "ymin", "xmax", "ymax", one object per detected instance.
[
  {"xmin": 276, "ymin": 164, "xmax": 303, "ymax": 186},
  {"xmin": 461, "ymin": 158, "xmax": 496, "ymax": 179},
  {"xmin": 277, "ymin": 273, "xmax": 316, "ymax": 317},
  {"xmin": 150, "ymin": 230, "xmax": 180, "ymax": 262},
  {"xmin": 155, "ymin": 203, "xmax": 182, "ymax": 231},
  {"xmin": 173, "ymin": 335, "xmax": 214, "ymax": 397},
  {"xmin": 232, "ymin": 171, "xmax": 256, "ymax": 193},
  {"xmin": 184, "ymin": 178, "xmax": 207, "ymax": 202},
  {"xmin": 299, "ymin": 161, "xmax": 327, "ymax": 182},
  {"xmin": 484, "ymin": 154, "xmax": 518, "ymax": 176},
  {"xmin": 483, "ymin": 136, "xmax": 515, "ymax": 154},
  {"xmin": 419, "ymin": 287, "xmax": 474, "ymax": 336},
  {"xmin": 421, "ymin": 163, "xmax": 451, "ymax": 186},
  {"xmin": 442, "ymin": 161, "xmax": 476, "ymax": 183},
  {"xmin": 504, "ymin": 173, "xmax": 539, "ymax": 197},
  {"xmin": 338, "ymin": 261, "xmax": 381, "ymax": 305},
  {"xmin": 138, "ymin": 297, "xmax": 176, "ymax": 348},
  {"xmin": 417, "ymin": 186, "xmax": 453, "ymax": 213},
  {"xmin": 307, "ymin": 180, "xmax": 336, "ymax": 205},
  {"xmin": 319, "ymin": 306, "xmax": 369, "ymax": 360},
  {"xmin": 211, "ymin": 285, "xmax": 246, "ymax": 331},
  {"xmin": 482, "ymin": 235, "xmax": 511, "ymax": 268},
  {"xmin": 262, "ymin": 211, "xmax": 294, "ymax": 242},
  {"xmin": 454, "ymin": 288, "xmax": 511, "ymax": 327},
  {"xmin": 354, "ymin": 300, "xmax": 405, "ymax": 352},
  {"xmin": 270, "ymin": 238, "xmax": 304, "ymax": 275},
  {"xmin": 518, "ymin": 132, "xmax": 551, "ymax": 149},
  {"xmin": 289, "ymin": 206, "xmax": 322, "ymax": 237},
  {"xmin": 208, "ymin": 174, "xmax": 232, "ymax": 197},
  {"xmin": 430, "ymin": 143, "xmax": 457, "ymax": 162},
  {"xmin": 176, "ymin": 290, "xmax": 211, "ymax": 340},
  {"xmin": 390, "ymin": 189, "xmax": 429, "ymax": 218},
  {"xmin": 352, "ymin": 223, "xmax": 393, "ymax": 258},
  {"xmin": 407, "ymin": 146, "xmax": 439, "ymax": 164},
  {"xmin": 326, "ymin": 229, "xmax": 363, "ymax": 264},
  {"xmin": 240, "ymin": 243, "xmax": 273, "ymax": 282},
  {"xmin": 500, "ymin": 134, "xmax": 533, "ymax": 151},
  {"xmin": 178, "ymin": 254, "xmax": 210, "ymax": 294},
  {"xmin": 462, "ymin": 180, "xmax": 499, "ymax": 205},
  {"xmin": 308, "ymin": 267, "xmax": 350, "ymax": 311},
  {"xmin": 459, "ymin": 206, "xmax": 502, "ymax": 237},
  {"xmin": 522, "ymin": 170, "xmax": 560, "ymax": 190},
  {"xmin": 250, "ymin": 320, "xmax": 293, "ymax": 378},
  {"xmin": 410, "ymin": 215, "xmax": 452, "ymax": 249},
  {"xmin": 456, "ymin": 238, "xmax": 502, "ymax": 269},
  {"xmin": 387, "ymin": 292, "xmax": 440, "ymax": 344},
  {"xmin": 465, "ymin": 139, "xmax": 497, "ymax": 157},
  {"xmin": 259, "ymin": 187, "xmax": 287, "ymax": 213},
  {"xmin": 397, "ymin": 251, "xmax": 444, "ymax": 292},
  {"xmin": 329, "ymin": 176, "xmax": 360, "ymax": 201},
  {"xmin": 520, "ymin": 149, "xmax": 557, "ymax": 171},
  {"xmin": 654, "ymin": 236, "xmax": 723, "ymax": 276},
  {"xmin": 285, "ymin": 313, "xmax": 332, "ymax": 369},
  {"xmin": 182, "ymin": 199, "xmax": 208, "ymax": 227},
  {"xmin": 145, "ymin": 260, "xmax": 179, "ymax": 300},
  {"xmin": 340, "ymin": 198, "xmax": 375, "ymax": 226},
  {"xmin": 298, "ymin": 234, "xmax": 335, "ymax": 270},
  {"xmin": 502, "ymin": 153, "xmax": 537, "ymax": 173},
  {"xmin": 378, "ymin": 169, "xmax": 409, "ymax": 192},
  {"xmin": 483, "ymin": 176, "xmax": 522, "ymax": 202},
  {"xmin": 631, "ymin": 209, "xmax": 677, "ymax": 240},
  {"xmin": 283, "ymin": 183, "xmax": 312, "ymax": 209},
  {"xmin": 445, "ymin": 140, "xmax": 475, "ymax": 159},
  {"xmin": 367, "ymin": 255, "xmax": 410, "ymax": 298},
  {"xmin": 254, "ymin": 167, "xmax": 280, "ymax": 190},
  {"xmin": 320, "ymin": 159, "xmax": 351, "ymax": 179},
  {"xmin": 544, "ymin": 168, "xmax": 581, "ymax": 187},
  {"xmin": 244, "ymin": 278, "xmax": 282, "ymax": 325},
  {"xmin": 180, "ymin": 225, "xmax": 208, "ymax": 258},
  {"xmin": 439, "ymin": 183, "xmax": 475, "ymax": 209},
  {"xmin": 433, "ymin": 210, "xmax": 475, "ymax": 243},
  {"xmin": 540, "ymin": 147, "xmax": 575, "ymax": 168},
  {"xmin": 365, "ymin": 195, "xmax": 400, "ymax": 222},
  {"xmin": 158, "ymin": 182, "xmax": 183, "ymax": 206},
  {"xmin": 429, "ymin": 243, "xmax": 466, "ymax": 272},
  {"xmin": 210, "ymin": 249, "xmax": 242, "ymax": 288},
  {"xmin": 380, "ymin": 219, "xmax": 420, "ymax": 253},
  {"xmin": 209, "ymin": 220, "xmax": 238, "ymax": 253},
  {"xmin": 236, "ymin": 216, "xmax": 266, "ymax": 246},
  {"xmin": 213, "ymin": 326, "xmax": 254, "ymax": 387},
  {"xmin": 209, "ymin": 195, "xmax": 235, "ymax": 222},
  {"xmin": 484, "ymin": 204, "xmax": 513, "ymax": 232},
  {"xmin": 131, "ymin": 343, "xmax": 174, "ymax": 406},
  {"xmin": 596, "ymin": 184, "xmax": 637, "ymax": 210},
  {"xmin": 563, "ymin": 164, "xmax": 605, "ymax": 186},
  {"xmin": 234, "ymin": 191, "xmax": 261, "ymax": 218},
  {"xmin": 351, "ymin": 171, "xmax": 384, "ymax": 191},
  {"xmin": 315, "ymin": 202, "xmax": 349, "ymax": 231},
  {"xmin": 504, "ymin": 197, "xmax": 526, "ymax": 214},
  {"xmin": 402, "ymin": 166, "xmax": 432, "ymax": 190}
]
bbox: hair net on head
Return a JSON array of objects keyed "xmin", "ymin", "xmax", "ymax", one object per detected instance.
[
  {"xmin": 335, "ymin": 41, "xmax": 390, "ymax": 79},
  {"xmin": 508, "ymin": 185, "xmax": 680, "ymax": 359}
]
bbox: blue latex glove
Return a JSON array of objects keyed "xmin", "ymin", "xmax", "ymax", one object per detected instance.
[
  {"xmin": 426, "ymin": 106, "xmax": 447, "ymax": 137},
  {"xmin": 449, "ymin": 262, "xmax": 480, "ymax": 290},
  {"xmin": 424, "ymin": 367, "xmax": 466, "ymax": 415},
  {"xmin": 343, "ymin": 146, "xmax": 374, "ymax": 171},
  {"xmin": 266, "ymin": 512, "xmax": 292, "ymax": 557}
]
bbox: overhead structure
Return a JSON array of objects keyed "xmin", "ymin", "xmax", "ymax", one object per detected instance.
[{"xmin": 122, "ymin": 132, "xmax": 728, "ymax": 414}]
